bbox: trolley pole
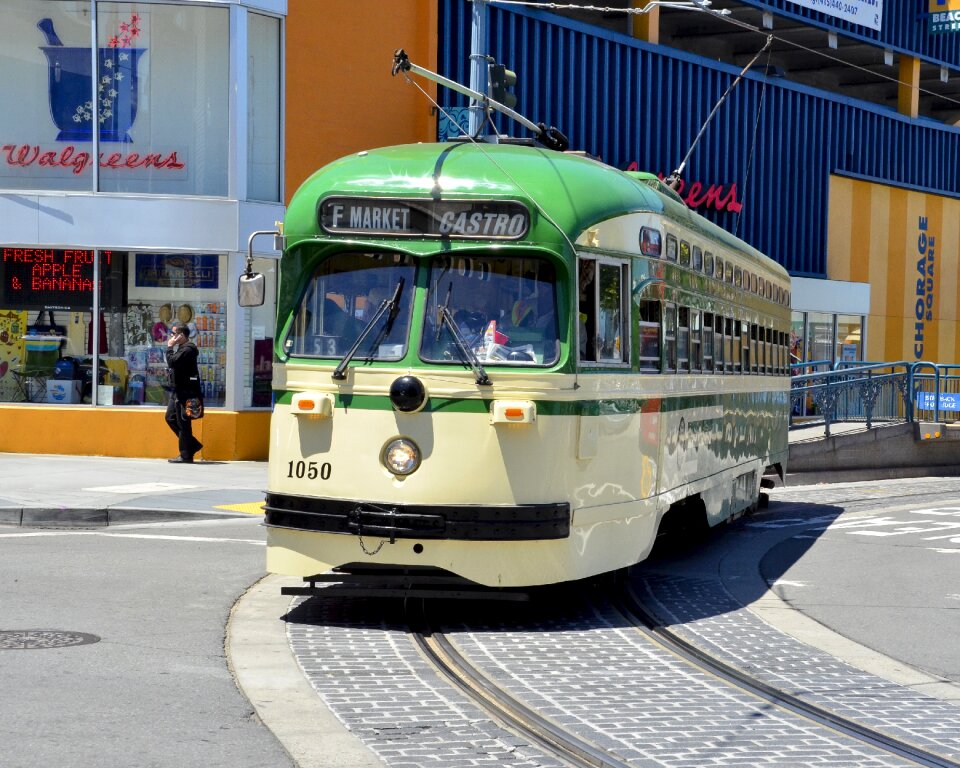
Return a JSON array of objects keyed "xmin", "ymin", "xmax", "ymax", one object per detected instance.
[{"xmin": 468, "ymin": 0, "xmax": 489, "ymax": 137}]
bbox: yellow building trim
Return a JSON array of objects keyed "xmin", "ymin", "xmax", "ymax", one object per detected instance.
[
  {"xmin": 898, "ymin": 55, "xmax": 920, "ymax": 119},
  {"xmin": 885, "ymin": 186, "xmax": 908, "ymax": 359},
  {"xmin": 828, "ymin": 175, "xmax": 960, "ymax": 364},
  {"xmin": 630, "ymin": 1, "xmax": 659, "ymax": 43},
  {"xmin": 827, "ymin": 178, "xmax": 852, "ymax": 279},
  {"xmin": 0, "ymin": 407, "xmax": 270, "ymax": 460}
]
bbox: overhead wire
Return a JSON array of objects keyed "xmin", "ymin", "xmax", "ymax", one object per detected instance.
[{"xmin": 488, "ymin": 0, "xmax": 960, "ymax": 111}]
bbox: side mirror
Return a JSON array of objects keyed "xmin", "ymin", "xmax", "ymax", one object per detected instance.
[
  {"xmin": 238, "ymin": 271, "xmax": 265, "ymax": 307},
  {"xmin": 240, "ymin": 228, "xmax": 283, "ymax": 308}
]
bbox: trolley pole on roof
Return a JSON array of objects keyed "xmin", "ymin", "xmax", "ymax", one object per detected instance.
[{"xmin": 468, "ymin": 0, "xmax": 489, "ymax": 136}]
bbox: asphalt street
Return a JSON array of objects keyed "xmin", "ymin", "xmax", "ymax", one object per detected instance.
[{"xmin": 0, "ymin": 517, "xmax": 295, "ymax": 768}]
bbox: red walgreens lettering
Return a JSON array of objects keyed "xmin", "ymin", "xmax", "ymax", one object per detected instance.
[
  {"xmin": 1, "ymin": 144, "xmax": 184, "ymax": 175},
  {"xmin": 622, "ymin": 162, "xmax": 743, "ymax": 213},
  {"xmin": 654, "ymin": 173, "xmax": 743, "ymax": 214}
]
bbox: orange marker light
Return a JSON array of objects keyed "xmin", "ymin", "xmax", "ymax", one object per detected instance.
[
  {"xmin": 298, "ymin": 399, "xmax": 316, "ymax": 411},
  {"xmin": 505, "ymin": 407, "xmax": 524, "ymax": 419}
]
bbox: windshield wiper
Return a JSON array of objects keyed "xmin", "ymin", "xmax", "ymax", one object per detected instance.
[
  {"xmin": 435, "ymin": 282, "xmax": 491, "ymax": 386},
  {"xmin": 332, "ymin": 278, "xmax": 404, "ymax": 381}
]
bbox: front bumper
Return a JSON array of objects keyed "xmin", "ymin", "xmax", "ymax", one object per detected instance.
[{"xmin": 264, "ymin": 492, "xmax": 570, "ymax": 541}]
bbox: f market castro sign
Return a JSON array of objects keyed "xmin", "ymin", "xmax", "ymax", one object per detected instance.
[{"xmin": 319, "ymin": 197, "xmax": 531, "ymax": 240}]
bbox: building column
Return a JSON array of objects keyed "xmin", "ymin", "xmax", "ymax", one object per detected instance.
[
  {"xmin": 898, "ymin": 55, "xmax": 920, "ymax": 119},
  {"xmin": 630, "ymin": 0, "xmax": 659, "ymax": 44}
]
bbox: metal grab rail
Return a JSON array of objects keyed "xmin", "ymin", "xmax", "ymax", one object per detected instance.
[{"xmin": 790, "ymin": 360, "xmax": 960, "ymax": 436}]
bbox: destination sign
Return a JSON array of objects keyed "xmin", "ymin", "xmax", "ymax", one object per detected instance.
[{"xmin": 319, "ymin": 197, "xmax": 530, "ymax": 240}]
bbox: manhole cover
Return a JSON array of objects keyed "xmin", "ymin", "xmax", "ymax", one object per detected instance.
[{"xmin": 0, "ymin": 630, "xmax": 100, "ymax": 649}]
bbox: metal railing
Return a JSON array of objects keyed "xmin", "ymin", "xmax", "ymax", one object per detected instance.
[{"xmin": 789, "ymin": 360, "xmax": 960, "ymax": 437}]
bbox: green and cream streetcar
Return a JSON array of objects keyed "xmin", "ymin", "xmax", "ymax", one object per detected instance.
[{"xmin": 254, "ymin": 132, "xmax": 790, "ymax": 588}]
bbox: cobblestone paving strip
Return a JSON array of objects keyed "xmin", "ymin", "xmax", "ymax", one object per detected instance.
[
  {"xmin": 447, "ymin": 595, "xmax": 909, "ymax": 767},
  {"xmin": 285, "ymin": 595, "xmax": 565, "ymax": 768},
  {"xmin": 632, "ymin": 483, "xmax": 960, "ymax": 763},
  {"xmin": 639, "ymin": 572, "xmax": 960, "ymax": 760}
]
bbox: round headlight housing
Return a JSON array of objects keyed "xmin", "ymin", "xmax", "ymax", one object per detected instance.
[{"xmin": 381, "ymin": 437, "xmax": 421, "ymax": 476}]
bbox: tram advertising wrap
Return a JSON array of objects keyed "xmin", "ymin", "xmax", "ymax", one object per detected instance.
[{"xmin": 260, "ymin": 141, "xmax": 791, "ymax": 588}]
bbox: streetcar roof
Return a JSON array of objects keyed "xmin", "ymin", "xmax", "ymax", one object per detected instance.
[{"xmin": 285, "ymin": 142, "xmax": 786, "ymax": 279}]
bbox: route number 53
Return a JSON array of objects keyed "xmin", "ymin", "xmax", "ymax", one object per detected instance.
[{"xmin": 286, "ymin": 460, "xmax": 332, "ymax": 480}]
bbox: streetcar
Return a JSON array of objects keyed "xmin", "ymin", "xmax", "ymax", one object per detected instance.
[{"xmin": 251, "ymin": 134, "xmax": 790, "ymax": 588}]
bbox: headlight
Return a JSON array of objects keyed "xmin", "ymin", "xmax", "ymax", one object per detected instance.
[{"xmin": 381, "ymin": 437, "xmax": 421, "ymax": 476}]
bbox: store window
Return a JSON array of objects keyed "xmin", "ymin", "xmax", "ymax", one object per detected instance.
[
  {"xmin": 0, "ymin": 1, "xmax": 230, "ymax": 196},
  {"xmin": 790, "ymin": 311, "xmax": 864, "ymax": 368},
  {"xmin": 0, "ymin": 247, "xmax": 229, "ymax": 406},
  {"xmin": 248, "ymin": 13, "xmax": 281, "ymax": 203},
  {"xmin": 1, "ymin": 1, "xmax": 94, "ymax": 191},
  {"xmin": 836, "ymin": 314, "xmax": 863, "ymax": 363},
  {"xmin": 242, "ymin": 256, "xmax": 277, "ymax": 408},
  {"xmin": 805, "ymin": 312, "xmax": 833, "ymax": 364}
]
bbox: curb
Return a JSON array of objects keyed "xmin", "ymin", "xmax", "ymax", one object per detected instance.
[
  {"xmin": 227, "ymin": 574, "xmax": 384, "ymax": 768},
  {"xmin": 0, "ymin": 506, "xmax": 249, "ymax": 526}
]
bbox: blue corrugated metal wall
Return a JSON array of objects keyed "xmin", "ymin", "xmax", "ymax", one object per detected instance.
[
  {"xmin": 740, "ymin": 0, "xmax": 960, "ymax": 68},
  {"xmin": 438, "ymin": 0, "xmax": 960, "ymax": 278}
]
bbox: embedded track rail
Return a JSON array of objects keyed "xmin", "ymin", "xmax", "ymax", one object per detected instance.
[
  {"xmin": 616, "ymin": 582, "xmax": 960, "ymax": 768},
  {"xmin": 407, "ymin": 600, "xmax": 633, "ymax": 768}
]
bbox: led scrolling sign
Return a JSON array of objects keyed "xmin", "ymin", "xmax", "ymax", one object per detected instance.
[{"xmin": 0, "ymin": 247, "xmax": 123, "ymax": 309}]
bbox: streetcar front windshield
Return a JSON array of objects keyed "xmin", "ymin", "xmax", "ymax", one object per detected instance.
[
  {"xmin": 421, "ymin": 255, "xmax": 559, "ymax": 366},
  {"xmin": 283, "ymin": 251, "xmax": 415, "ymax": 360}
]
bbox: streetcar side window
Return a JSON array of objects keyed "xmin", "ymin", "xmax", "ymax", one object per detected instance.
[
  {"xmin": 679, "ymin": 240, "xmax": 691, "ymax": 267},
  {"xmin": 690, "ymin": 310, "xmax": 702, "ymax": 371},
  {"xmin": 664, "ymin": 303, "xmax": 677, "ymax": 371},
  {"xmin": 724, "ymin": 317, "xmax": 735, "ymax": 372},
  {"xmin": 597, "ymin": 262, "xmax": 628, "ymax": 363},
  {"xmin": 732, "ymin": 320, "xmax": 742, "ymax": 373},
  {"xmin": 578, "ymin": 258, "xmax": 598, "ymax": 362},
  {"xmin": 704, "ymin": 253, "xmax": 714, "ymax": 277},
  {"xmin": 766, "ymin": 326, "xmax": 774, "ymax": 374},
  {"xmin": 637, "ymin": 300, "xmax": 661, "ymax": 370},
  {"xmin": 665, "ymin": 235, "xmax": 678, "ymax": 262},
  {"xmin": 750, "ymin": 324, "xmax": 759, "ymax": 374},
  {"xmin": 677, "ymin": 306, "xmax": 690, "ymax": 371},
  {"xmin": 744, "ymin": 321, "xmax": 751, "ymax": 372},
  {"xmin": 579, "ymin": 258, "xmax": 628, "ymax": 365},
  {"xmin": 702, "ymin": 312, "xmax": 714, "ymax": 371},
  {"xmin": 692, "ymin": 246, "xmax": 703, "ymax": 272},
  {"xmin": 713, "ymin": 314, "xmax": 724, "ymax": 372}
]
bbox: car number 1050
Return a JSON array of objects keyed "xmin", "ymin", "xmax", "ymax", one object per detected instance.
[{"xmin": 286, "ymin": 460, "xmax": 332, "ymax": 480}]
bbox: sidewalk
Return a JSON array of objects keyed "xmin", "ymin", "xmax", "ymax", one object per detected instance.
[{"xmin": 0, "ymin": 452, "xmax": 268, "ymax": 525}]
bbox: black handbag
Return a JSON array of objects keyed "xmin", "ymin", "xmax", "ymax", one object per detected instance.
[{"xmin": 183, "ymin": 397, "xmax": 204, "ymax": 420}]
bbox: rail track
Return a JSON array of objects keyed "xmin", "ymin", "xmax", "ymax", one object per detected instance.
[{"xmin": 407, "ymin": 577, "xmax": 960, "ymax": 768}]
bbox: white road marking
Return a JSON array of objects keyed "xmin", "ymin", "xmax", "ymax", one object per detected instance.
[
  {"xmin": 82, "ymin": 482, "xmax": 197, "ymax": 493},
  {"xmin": 771, "ymin": 580, "xmax": 809, "ymax": 588},
  {"xmin": 0, "ymin": 531, "xmax": 263, "ymax": 545}
]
